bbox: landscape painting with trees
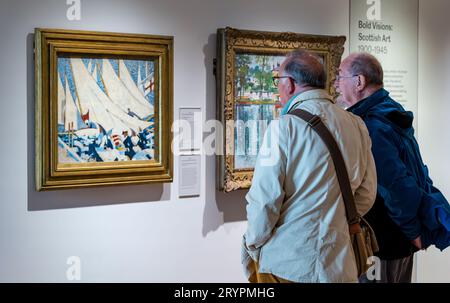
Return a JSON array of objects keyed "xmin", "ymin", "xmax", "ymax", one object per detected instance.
[
  {"xmin": 234, "ymin": 54, "xmax": 284, "ymax": 169},
  {"xmin": 216, "ymin": 27, "xmax": 345, "ymax": 192}
]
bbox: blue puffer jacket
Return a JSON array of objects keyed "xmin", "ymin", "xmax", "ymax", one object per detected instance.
[{"xmin": 348, "ymin": 88, "xmax": 450, "ymax": 255}]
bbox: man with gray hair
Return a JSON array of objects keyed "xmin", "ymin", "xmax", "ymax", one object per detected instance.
[
  {"xmin": 335, "ymin": 52, "xmax": 450, "ymax": 282},
  {"xmin": 242, "ymin": 50, "xmax": 377, "ymax": 282}
]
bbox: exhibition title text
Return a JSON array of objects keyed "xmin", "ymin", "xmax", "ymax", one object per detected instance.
[{"xmin": 358, "ymin": 20, "xmax": 393, "ymax": 42}]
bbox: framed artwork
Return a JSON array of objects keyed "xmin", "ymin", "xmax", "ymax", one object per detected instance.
[
  {"xmin": 35, "ymin": 28, "xmax": 173, "ymax": 190},
  {"xmin": 215, "ymin": 27, "xmax": 345, "ymax": 192}
]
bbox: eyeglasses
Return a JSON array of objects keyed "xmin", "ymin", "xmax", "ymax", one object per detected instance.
[
  {"xmin": 335, "ymin": 74, "xmax": 358, "ymax": 81},
  {"xmin": 272, "ymin": 76, "xmax": 295, "ymax": 87}
]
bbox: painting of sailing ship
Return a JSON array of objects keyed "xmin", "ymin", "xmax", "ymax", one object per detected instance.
[
  {"xmin": 234, "ymin": 54, "xmax": 284, "ymax": 169},
  {"xmin": 35, "ymin": 28, "xmax": 174, "ymax": 190},
  {"xmin": 57, "ymin": 57, "xmax": 156, "ymax": 164}
]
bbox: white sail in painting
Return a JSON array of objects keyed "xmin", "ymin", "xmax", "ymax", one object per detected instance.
[
  {"xmin": 70, "ymin": 58, "xmax": 151, "ymax": 134},
  {"xmin": 64, "ymin": 75, "xmax": 79, "ymax": 131},
  {"xmin": 119, "ymin": 60, "xmax": 152, "ymax": 109},
  {"xmin": 57, "ymin": 74, "xmax": 65, "ymax": 125},
  {"xmin": 102, "ymin": 59, "xmax": 153, "ymax": 118},
  {"xmin": 137, "ymin": 64, "xmax": 145, "ymax": 94},
  {"xmin": 92, "ymin": 62, "xmax": 98, "ymax": 81},
  {"xmin": 87, "ymin": 60, "xmax": 92, "ymax": 74}
]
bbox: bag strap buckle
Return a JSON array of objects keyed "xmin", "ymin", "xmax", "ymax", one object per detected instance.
[
  {"xmin": 307, "ymin": 115, "xmax": 321, "ymax": 127},
  {"xmin": 348, "ymin": 216, "xmax": 361, "ymax": 225}
]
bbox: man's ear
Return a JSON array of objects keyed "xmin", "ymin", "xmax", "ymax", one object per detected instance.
[
  {"xmin": 288, "ymin": 78, "xmax": 296, "ymax": 94},
  {"xmin": 356, "ymin": 75, "xmax": 367, "ymax": 92}
]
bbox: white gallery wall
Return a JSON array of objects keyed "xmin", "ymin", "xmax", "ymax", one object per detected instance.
[
  {"xmin": 416, "ymin": 0, "xmax": 450, "ymax": 282},
  {"xmin": 0, "ymin": 0, "xmax": 449, "ymax": 283},
  {"xmin": 0, "ymin": 0, "xmax": 349, "ymax": 282}
]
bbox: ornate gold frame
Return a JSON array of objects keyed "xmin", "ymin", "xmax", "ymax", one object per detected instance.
[
  {"xmin": 35, "ymin": 28, "xmax": 173, "ymax": 190},
  {"xmin": 216, "ymin": 27, "xmax": 345, "ymax": 192}
]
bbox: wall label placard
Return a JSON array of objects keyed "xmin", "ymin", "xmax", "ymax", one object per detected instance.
[
  {"xmin": 350, "ymin": 0, "xmax": 419, "ymax": 129},
  {"xmin": 179, "ymin": 155, "xmax": 201, "ymax": 198},
  {"xmin": 179, "ymin": 107, "xmax": 202, "ymax": 152}
]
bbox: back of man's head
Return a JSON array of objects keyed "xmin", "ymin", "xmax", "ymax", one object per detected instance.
[
  {"xmin": 348, "ymin": 52, "xmax": 384, "ymax": 87},
  {"xmin": 283, "ymin": 50, "xmax": 326, "ymax": 89}
]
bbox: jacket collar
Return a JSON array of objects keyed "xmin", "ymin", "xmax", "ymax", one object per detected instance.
[
  {"xmin": 283, "ymin": 89, "xmax": 334, "ymax": 115},
  {"xmin": 347, "ymin": 88, "xmax": 389, "ymax": 116}
]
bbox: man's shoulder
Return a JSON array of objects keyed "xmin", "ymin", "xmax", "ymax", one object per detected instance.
[
  {"xmin": 360, "ymin": 99, "xmax": 398, "ymax": 130},
  {"xmin": 363, "ymin": 114, "xmax": 395, "ymax": 139}
]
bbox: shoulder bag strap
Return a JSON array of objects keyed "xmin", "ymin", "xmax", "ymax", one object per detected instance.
[{"xmin": 289, "ymin": 108, "xmax": 360, "ymax": 225}]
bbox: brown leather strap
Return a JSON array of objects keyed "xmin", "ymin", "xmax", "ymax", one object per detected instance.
[{"xmin": 290, "ymin": 109, "xmax": 360, "ymax": 225}]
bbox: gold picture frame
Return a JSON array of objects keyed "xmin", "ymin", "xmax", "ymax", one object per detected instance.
[
  {"xmin": 35, "ymin": 28, "xmax": 173, "ymax": 190},
  {"xmin": 216, "ymin": 27, "xmax": 345, "ymax": 192}
]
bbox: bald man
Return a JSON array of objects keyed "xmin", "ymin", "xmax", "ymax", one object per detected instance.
[
  {"xmin": 242, "ymin": 50, "xmax": 377, "ymax": 282},
  {"xmin": 335, "ymin": 52, "xmax": 427, "ymax": 282}
]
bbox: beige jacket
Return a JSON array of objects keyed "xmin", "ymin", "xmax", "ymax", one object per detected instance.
[{"xmin": 243, "ymin": 89, "xmax": 377, "ymax": 282}]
